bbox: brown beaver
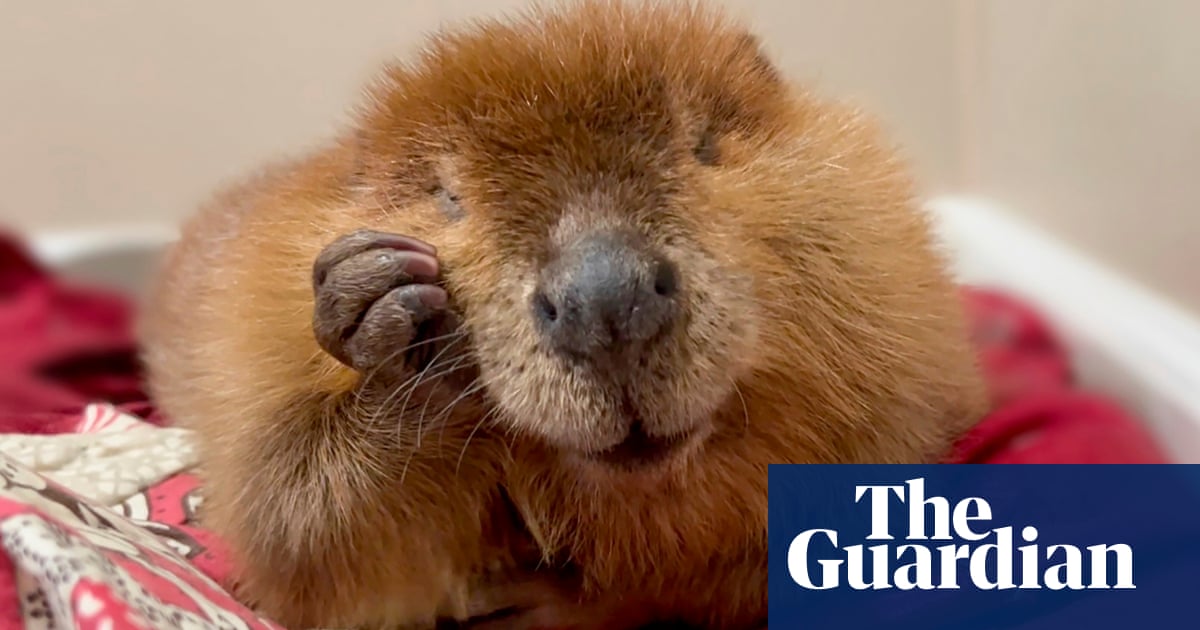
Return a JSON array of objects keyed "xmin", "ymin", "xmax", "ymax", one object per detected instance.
[{"xmin": 139, "ymin": 1, "xmax": 988, "ymax": 628}]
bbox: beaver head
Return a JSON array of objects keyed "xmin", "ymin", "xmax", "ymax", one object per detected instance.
[{"xmin": 344, "ymin": 0, "xmax": 982, "ymax": 478}]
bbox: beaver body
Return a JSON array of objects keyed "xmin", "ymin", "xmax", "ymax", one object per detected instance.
[{"xmin": 140, "ymin": 1, "xmax": 987, "ymax": 628}]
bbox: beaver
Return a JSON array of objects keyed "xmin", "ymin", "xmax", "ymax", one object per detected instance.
[{"xmin": 139, "ymin": 0, "xmax": 988, "ymax": 628}]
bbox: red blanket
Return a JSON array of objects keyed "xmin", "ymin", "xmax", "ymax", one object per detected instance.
[
  {"xmin": 0, "ymin": 232, "xmax": 1167, "ymax": 629},
  {"xmin": 950, "ymin": 287, "xmax": 1166, "ymax": 463}
]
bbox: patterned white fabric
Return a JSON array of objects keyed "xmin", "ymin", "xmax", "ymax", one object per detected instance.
[
  {"xmin": 0, "ymin": 448, "xmax": 281, "ymax": 630},
  {"xmin": 0, "ymin": 404, "xmax": 197, "ymax": 508}
]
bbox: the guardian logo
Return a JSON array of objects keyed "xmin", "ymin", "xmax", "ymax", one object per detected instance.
[{"xmin": 787, "ymin": 478, "xmax": 1135, "ymax": 591}]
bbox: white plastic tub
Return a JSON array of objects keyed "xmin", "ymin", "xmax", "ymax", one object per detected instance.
[
  {"xmin": 27, "ymin": 196, "xmax": 1200, "ymax": 463},
  {"xmin": 929, "ymin": 196, "xmax": 1200, "ymax": 464}
]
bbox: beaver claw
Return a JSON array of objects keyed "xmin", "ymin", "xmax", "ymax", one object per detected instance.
[{"xmin": 312, "ymin": 229, "xmax": 451, "ymax": 374}]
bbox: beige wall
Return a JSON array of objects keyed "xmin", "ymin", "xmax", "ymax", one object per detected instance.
[
  {"xmin": 1, "ymin": 1, "xmax": 1196, "ymax": 311},
  {"xmin": 963, "ymin": 0, "xmax": 1200, "ymax": 314}
]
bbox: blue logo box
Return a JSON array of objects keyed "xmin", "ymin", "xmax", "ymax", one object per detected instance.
[{"xmin": 767, "ymin": 465, "xmax": 1200, "ymax": 629}]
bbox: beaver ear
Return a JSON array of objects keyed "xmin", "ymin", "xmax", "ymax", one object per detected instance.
[{"xmin": 732, "ymin": 31, "xmax": 783, "ymax": 86}]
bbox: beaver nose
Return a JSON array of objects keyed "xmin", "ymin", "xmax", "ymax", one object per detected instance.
[{"xmin": 533, "ymin": 232, "xmax": 679, "ymax": 360}]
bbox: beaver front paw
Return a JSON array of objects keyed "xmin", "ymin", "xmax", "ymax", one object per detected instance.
[{"xmin": 312, "ymin": 229, "xmax": 453, "ymax": 374}]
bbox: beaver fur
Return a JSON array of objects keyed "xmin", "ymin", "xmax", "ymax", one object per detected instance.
[{"xmin": 139, "ymin": 1, "xmax": 987, "ymax": 628}]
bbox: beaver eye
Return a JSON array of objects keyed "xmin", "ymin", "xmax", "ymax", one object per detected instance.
[
  {"xmin": 693, "ymin": 129, "xmax": 720, "ymax": 166},
  {"xmin": 434, "ymin": 186, "xmax": 466, "ymax": 220}
]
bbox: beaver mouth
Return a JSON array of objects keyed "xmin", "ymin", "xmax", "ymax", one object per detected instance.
[{"xmin": 588, "ymin": 421, "xmax": 692, "ymax": 469}]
